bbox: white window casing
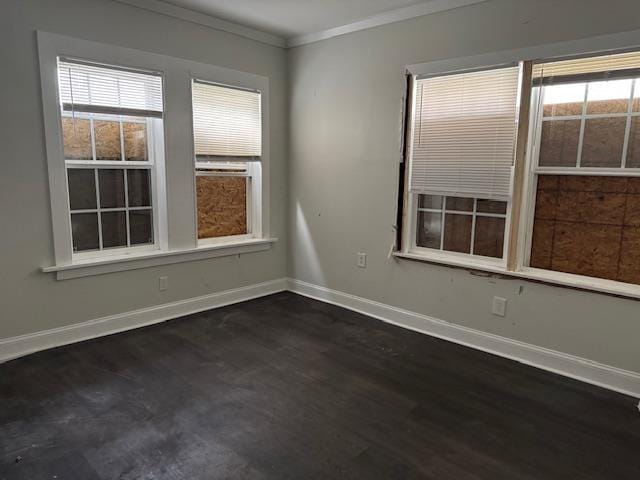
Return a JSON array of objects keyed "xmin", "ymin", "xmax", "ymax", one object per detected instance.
[
  {"xmin": 38, "ymin": 32, "xmax": 274, "ymax": 279},
  {"xmin": 401, "ymin": 29, "xmax": 640, "ymax": 298}
]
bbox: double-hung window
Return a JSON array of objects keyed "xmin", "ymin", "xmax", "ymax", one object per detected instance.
[
  {"xmin": 525, "ymin": 51, "xmax": 640, "ymax": 285},
  {"xmin": 39, "ymin": 32, "xmax": 272, "ymax": 279},
  {"xmin": 400, "ymin": 49, "xmax": 640, "ymax": 296},
  {"xmin": 191, "ymin": 80, "xmax": 262, "ymax": 243},
  {"xmin": 405, "ymin": 66, "xmax": 521, "ymax": 264},
  {"xmin": 57, "ymin": 58, "xmax": 164, "ymax": 257}
]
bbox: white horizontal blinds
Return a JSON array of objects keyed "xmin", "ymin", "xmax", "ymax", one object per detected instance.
[
  {"xmin": 410, "ymin": 66, "xmax": 519, "ymax": 199},
  {"xmin": 58, "ymin": 58, "xmax": 164, "ymax": 118},
  {"xmin": 192, "ymin": 80, "xmax": 261, "ymax": 160},
  {"xmin": 533, "ymin": 51, "xmax": 640, "ymax": 84}
]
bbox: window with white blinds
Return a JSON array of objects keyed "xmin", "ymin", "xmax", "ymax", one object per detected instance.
[
  {"xmin": 533, "ymin": 50, "xmax": 640, "ymax": 84},
  {"xmin": 409, "ymin": 66, "xmax": 520, "ymax": 200},
  {"xmin": 57, "ymin": 58, "xmax": 164, "ymax": 118},
  {"xmin": 192, "ymin": 80, "xmax": 262, "ymax": 160}
]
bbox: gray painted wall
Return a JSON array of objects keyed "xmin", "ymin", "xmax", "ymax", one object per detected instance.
[
  {"xmin": 2, "ymin": 0, "xmax": 639, "ymax": 376},
  {"xmin": 288, "ymin": 0, "xmax": 640, "ymax": 373},
  {"xmin": 0, "ymin": 0, "xmax": 287, "ymax": 338}
]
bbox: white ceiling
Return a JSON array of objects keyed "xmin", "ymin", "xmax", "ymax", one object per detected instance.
[{"xmin": 161, "ymin": 0, "xmax": 445, "ymax": 38}]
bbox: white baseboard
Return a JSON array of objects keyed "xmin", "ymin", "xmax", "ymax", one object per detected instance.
[
  {"xmin": 287, "ymin": 278, "xmax": 640, "ymax": 399},
  {"xmin": 0, "ymin": 278, "xmax": 287, "ymax": 363},
  {"xmin": 3, "ymin": 275, "xmax": 639, "ymax": 399}
]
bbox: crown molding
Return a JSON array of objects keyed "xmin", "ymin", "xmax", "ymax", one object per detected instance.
[
  {"xmin": 286, "ymin": 0, "xmax": 488, "ymax": 48},
  {"xmin": 112, "ymin": 0, "xmax": 488, "ymax": 50},
  {"xmin": 111, "ymin": 0, "xmax": 287, "ymax": 48}
]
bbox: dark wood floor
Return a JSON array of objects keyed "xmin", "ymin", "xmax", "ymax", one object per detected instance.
[{"xmin": 1, "ymin": 292, "xmax": 639, "ymax": 479}]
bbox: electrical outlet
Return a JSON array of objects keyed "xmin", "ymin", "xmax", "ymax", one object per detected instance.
[
  {"xmin": 492, "ymin": 296, "xmax": 507, "ymax": 317},
  {"xmin": 159, "ymin": 276, "xmax": 169, "ymax": 291},
  {"xmin": 357, "ymin": 252, "xmax": 367, "ymax": 268}
]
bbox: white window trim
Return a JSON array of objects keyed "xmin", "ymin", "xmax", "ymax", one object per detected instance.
[
  {"xmin": 42, "ymin": 237, "xmax": 277, "ymax": 280},
  {"xmin": 398, "ymin": 28, "xmax": 640, "ymax": 299},
  {"xmin": 38, "ymin": 32, "xmax": 274, "ymax": 279}
]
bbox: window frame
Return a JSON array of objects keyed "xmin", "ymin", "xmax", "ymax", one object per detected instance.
[
  {"xmin": 61, "ymin": 111, "xmax": 163, "ymax": 259},
  {"xmin": 190, "ymin": 78, "xmax": 264, "ymax": 246},
  {"xmin": 519, "ymin": 73, "xmax": 640, "ymax": 274},
  {"xmin": 398, "ymin": 35, "xmax": 640, "ymax": 299},
  {"xmin": 401, "ymin": 65, "xmax": 519, "ymax": 270},
  {"xmin": 38, "ymin": 32, "xmax": 273, "ymax": 279}
]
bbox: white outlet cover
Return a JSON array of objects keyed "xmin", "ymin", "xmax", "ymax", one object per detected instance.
[
  {"xmin": 159, "ymin": 276, "xmax": 169, "ymax": 291},
  {"xmin": 357, "ymin": 252, "xmax": 367, "ymax": 268},
  {"xmin": 492, "ymin": 296, "xmax": 507, "ymax": 317}
]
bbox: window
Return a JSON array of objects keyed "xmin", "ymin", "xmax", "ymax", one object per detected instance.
[
  {"xmin": 400, "ymin": 49, "xmax": 640, "ymax": 295},
  {"xmin": 191, "ymin": 80, "xmax": 262, "ymax": 243},
  {"xmin": 57, "ymin": 58, "xmax": 164, "ymax": 256},
  {"xmin": 405, "ymin": 66, "xmax": 520, "ymax": 263},
  {"xmin": 525, "ymin": 52, "xmax": 640, "ymax": 285},
  {"xmin": 39, "ymin": 32, "xmax": 273, "ymax": 278}
]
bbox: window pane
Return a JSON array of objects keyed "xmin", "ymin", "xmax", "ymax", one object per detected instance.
[
  {"xmin": 62, "ymin": 117, "xmax": 92, "ymax": 160},
  {"xmin": 98, "ymin": 169, "xmax": 125, "ymax": 208},
  {"xmin": 127, "ymin": 169, "xmax": 151, "ymax": 207},
  {"xmin": 634, "ymin": 79, "xmax": 640, "ymax": 112},
  {"xmin": 539, "ymin": 120, "xmax": 580, "ymax": 167},
  {"xmin": 443, "ymin": 213, "xmax": 472, "ymax": 253},
  {"xmin": 529, "ymin": 175, "xmax": 640, "ymax": 284},
  {"xmin": 625, "ymin": 117, "xmax": 640, "ymax": 168},
  {"xmin": 101, "ymin": 211, "xmax": 127, "ymax": 248},
  {"xmin": 473, "ymin": 217, "xmax": 505, "ymax": 258},
  {"xmin": 71, "ymin": 213, "xmax": 99, "ymax": 251},
  {"xmin": 476, "ymin": 199, "xmax": 507, "ymax": 215},
  {"xmin": 94, "ymin": 120, "xmax": 122, "ymax": 160},
  {"xmin": 129, "ymin": 210, "xmax": 153, "ymax": 245},
  {"xmin": 581, "ymin": 117, "xmax": 626, "ymax": 168},
  {"xmin": 123, "ymin": 122, "xmax": 148, "ymax": 161},
  {"xmin": 542, "ymin": 83, "xmax": 585, "ymax": 117},
  {"xmin": 586, "ymin": 79, "xmax": 632, "ymax": 114},
  {"xmin": 416, "ymin": 211, "xmax": 441, "ymax": 249},
  {"xmin": 67, "ymin": 169, "xmax": 96, "ymax": 210},
  {"xmin": 445, "ymin": 197, "xmax": 474, "ymax": 212},
  {"xmin": 196, "ymin": 176, "xmax": 248, "ymax": 239},
  {"xmin": 418, "ymin": 194, "xmax": 442, "ymax": 209}
]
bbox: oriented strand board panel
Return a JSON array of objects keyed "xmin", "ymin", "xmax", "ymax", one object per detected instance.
[
  {"xmin": 581, "ymin": 117, "xmax": 626, "ymax": 168},
  {"xmin": 196, "ymin": 176, "xmax": 247, "ymax": 239},
  {"xmin": 61, "ymin": 117, "xmax": 92, "ymax": 159},
  {"xmin": 539, "ymin": 120, "xmax": 580, "ymax": 167},
  {"xmin": 443, "ymin": 213, "xmax": 472, "ymax": 253},
  {"xmin": 123, "ymin": 122, "xmax": 147, "ymax": 161},
  {"xmin": 530, "ymin": 175, "xmax": 640, "ymax": 284},
  {"xmin": 94, "ymin": 120, "xmax": 121, "ymax": 160},
  {"xmin": 473, "ymin": 216, "xmax": 505, "ymax": 258}
]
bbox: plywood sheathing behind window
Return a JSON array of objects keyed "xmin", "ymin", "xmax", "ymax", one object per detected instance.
[
  {"xmin": 123, "ymin": 123, "xmax": 147, "ymax": 161},
  {"xmin": 61, "ymin": 117, "xmax": 92, "ymax": 159},
  {"xmin": 94, "ymin": 120, "xmax": 121, "ymax": 160},
  {"xmin": 196, "ymin": 176, "xmax": 247, "ymax": 239},
  {"xmin": 531, "ymin": 175, "xmax": 640, "ymax": 284}
]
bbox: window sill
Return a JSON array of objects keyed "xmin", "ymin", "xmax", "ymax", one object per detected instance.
[
  {"xmin": 394, "ymin": 251, "xmax": 640, "ymax": 300},
  {"xmin": 42, "ymin": 237, "xmax": 278, "ymax": 280}
]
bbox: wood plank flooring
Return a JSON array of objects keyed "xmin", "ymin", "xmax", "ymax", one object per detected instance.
[{"xmin": 1, "ymin": 292, "xmax": 639, "ymax": 479}]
